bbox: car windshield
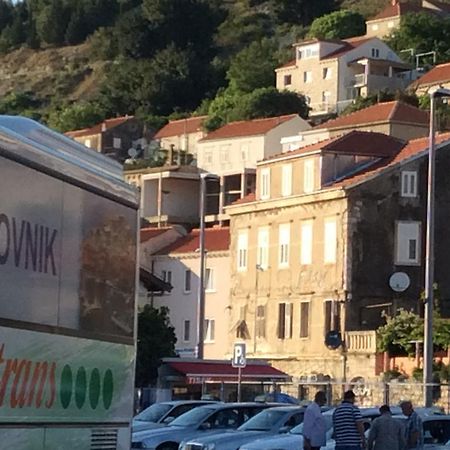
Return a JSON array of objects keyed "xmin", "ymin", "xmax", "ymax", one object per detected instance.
[
  {"xmin": 239, "ymin": 410, "xmax": 286, "ymax": 431},
  {"xmin": 134, "ymin": 403, "xmax": 172, "ymax": 423},
  {"xmin": 170, "ymin": 406, "xmax": 216, "ymax": 427},
  {"xmin": 423, "ymin": 420, "xmax": 450, "ymax": 444},
  {"xmin": 290, "ymin": 415, "xmax": 333, "ymax": 435}
]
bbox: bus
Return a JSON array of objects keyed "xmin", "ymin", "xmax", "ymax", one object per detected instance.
[{"xmin": 0, "ymin": 116, "xmax": 139, "ymax": 449}]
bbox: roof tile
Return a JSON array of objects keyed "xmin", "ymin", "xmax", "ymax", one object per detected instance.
[
  {"xmin": 66, "ymin": 115, "xmax": 134, "ymax": 138},
  {"xmin": 314, "ymin": 101, "xmax": 429, "ymax": 130},
  {"xmin": 155, "ymin": 116, "xmax": 207, "ymax": 139},
  {"xmin": 157, "ymin": 227, "xmax": 230, "ymax": 254},
  {"xmin": 410, "ymin": 62, "xmax": 450, "ymax": 89},
  {"xmin": 200, "ymin": 115, "xmax": 298, "ymax": 141},
  {"xmin": 140, "ymin": 227, "xmax": 173, "ymax": 243}
]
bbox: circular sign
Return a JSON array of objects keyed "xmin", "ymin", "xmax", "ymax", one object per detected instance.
[
  {"xmin": 128, "ymin": 147, "xmax": 137, "ymax": 158},
  {"xmin": 389, "ymin": 272, "xmax": 410, "ymax": 292}
]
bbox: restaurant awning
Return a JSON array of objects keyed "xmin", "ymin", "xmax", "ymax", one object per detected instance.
[{"xmin": 166, "ymin": 359, "xmax": 291, "ymax": 383}]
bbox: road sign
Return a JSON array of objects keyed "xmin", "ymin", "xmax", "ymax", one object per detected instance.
[{"xmin": 232, "ymin": 343, "xmax": 246, "ymax": 368}]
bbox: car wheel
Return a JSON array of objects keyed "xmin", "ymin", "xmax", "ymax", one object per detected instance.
[{"xmin": 158, "ymin": 443, "xmax": 179, "ymax": 450}]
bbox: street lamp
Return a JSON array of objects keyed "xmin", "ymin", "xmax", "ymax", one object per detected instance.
[
  {"xmin": 423, "ymin": 87, "xmax": 450, "ymax": 406},
  {"xmin": 196, "ymin": 173, "xmax": 219, "ymax": 360}
]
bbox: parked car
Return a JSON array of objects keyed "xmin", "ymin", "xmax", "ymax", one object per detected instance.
[
  {"xmin": 133, "ymin": 401, "xmax": 219, "ymax": 433},
  {"xmin": 131, "ymin": 402, "xmax": 274, "ymax": 449},
  {"xmin": 179, "ymin": 406, "xmax": 308, "ymax": 450}
]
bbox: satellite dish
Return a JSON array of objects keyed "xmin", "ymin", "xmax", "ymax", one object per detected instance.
[
  {"xmin": 128, "ymin": 147, "xmax": 137, "ymax": 158},
  {"xmin": 389, "ymin": 272, "xmax": 410, "ymax": 293},
  {"xmin": 325, "ymin": 330, "xmax": 343, "ymax": 350}
]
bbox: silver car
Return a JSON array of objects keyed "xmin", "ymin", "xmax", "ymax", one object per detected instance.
[
  {"xmin": 179, "ymin": 406, "xmax": 307, "ymax": 450},
  {"xmin": 132, "ymin": 403, "xmax": 273, "ymax": 449}
]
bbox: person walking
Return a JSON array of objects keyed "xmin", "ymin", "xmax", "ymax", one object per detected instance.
[
  {"xmin": 400, "ymin": 401, "xmax": 424, "ymax": 450},
  {"xmin": 368, "ymin": 405, "xmax": 405, "ymax": 450},
  {"xmin": 332, "ymin": 390, "xmax": 366, "ymax": 450},
  {"xmin": 303, "ymin": 391, "xmax": 327, "ymax": 450}
]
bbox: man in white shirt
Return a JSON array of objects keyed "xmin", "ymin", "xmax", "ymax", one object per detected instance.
[{"xmin": 303, "ymin": 391, "xmax": 327, "ymax": 450}]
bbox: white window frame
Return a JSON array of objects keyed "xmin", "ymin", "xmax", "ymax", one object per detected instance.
[
  {"xmin": 395, "ymin": 221, "xmax": 421, "ymax": 265},
  {"xmin": 84, "ymin": 139, "xmax": 91, "ymax": 148},
  {"xmin": 240, "ymin": 143, "xmax": 249, "ymax": 161},
  {"xmin": 220, "ymin": 145, "xmax": 230, "ymax": 163},
  {"xmin": 257, "ymin": 227, "xmax": 269, "ymax": 269},
  {"xmin": 183, "ymin": 319, "xmax": 191, "ymax": 342},
  {"xmin": 401, "ymin": 171, "xmax": 418, "ymax": 198},
  {"xmin": 303, "ymin": 159, "xmax": 314, "ymax": 193},
  {"xmin": 237, "ymin": 231, "xmax": 248, "ymax": 272},
  {"xmin": 303, "ymin": 71, "xmax": 312, "ymax": 83},
  {"xmin": 322, "ymin": 67, "xmax": 331, "ymax": 80},
  {"xmin": 184, "ymin": 269, "xmax": 192, "ymax": 293},
  {"xmin": 278, "ymin": 223, "xmax": 290, "ymax": 268},
  {"xmin": 204, "ymin": 319, "xmax": 215, "ymax": 342},
  {"xmin": 371, "ymin": 48, "xmax": 380, "ymax": 58},
  {"xmin": 260, "ymin": 168, "xmax": 270, "ymax": 200},
  {"xmin": 205, "ymin": 267, "xmax": 215, "ymax": 292},
  {"xmin": 324, "ymin": 218, "xmax": 337, "ymax": 264},
  {"xmin": 204, "ymin": 150, "xmax": 213, "ymax": 165},
  {"xmin": 162, "ymin": 270, "xmax": 172, "ymax": 284},
  {"xmin": 281, "ymin": 164, "xmax": 293, "ymax": 197},
  {"xmin": 300, "ymin": 220, "xmax": 313, "ymax": 265}
]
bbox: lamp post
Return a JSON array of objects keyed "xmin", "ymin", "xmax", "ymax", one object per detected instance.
[
  {"xmin": 196, "ymin": 173, "xmax": 219, "ymax": 360},
  {"xmin": 423, "ymin": 87, "xmax": 450, "ymax": 406}
]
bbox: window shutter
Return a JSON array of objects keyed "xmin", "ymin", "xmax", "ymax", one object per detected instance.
[
  {"xmin": 300, "ymin": 302, "xmax": 309, "ymax": 338},
  {"xmin": 324, "ymin": 301, "xmax": 332, "ymax": 335},
  {"xmin": 278, "ymin": 303, "xmax": 286, "ymax": 339}
]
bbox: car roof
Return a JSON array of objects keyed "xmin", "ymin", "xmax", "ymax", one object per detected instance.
[
  {"xmin": 257, "ymin": 405, "xmax": 306, "ymax": 412},
  {"xmin": 159, "ymin": 400, "xmax": 218, "ymax": 406},
  {"xmin": 200, "ymin": 402, "xmax": 271, "ymax": 410}
]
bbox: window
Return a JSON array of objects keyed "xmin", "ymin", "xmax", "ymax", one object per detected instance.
[
  {"xmin": 300, "ymin": 220, "xmax": 313, "ymax": 265},
  {"xmin": 162, "ymin": 270, "xmax": 172, "ymax": 284},
  {"xmin": 396, "ymin": 221, "xmax": 420, "ymax": 265},
  {"xmin": 401, "ymin": 171, "xmax": 418, "ymax": 198},
  {"xmin": 84, "ymin": 139, "xmax": 91, "ymax": 148},
  {"xmin": 204, "ymin": 319, "xmax": 215, "ymax": 342},
  {"xmin": 220, "ymin": 145, "xmax": 230, "ymax": 162},
  {"xmin": 303, "ymin": 71, "xmax": 312, "ymax": 83},
  {"xmin": 257, "ymin": 227, "xmax": 269, "ymax": 269},
  {"xmin": 260, "ymin": 168, "xmax": 270, "ymax": 199},
  {"xmin": 371, "ymin": 48, "xmax": 380, "ymax": 58},
  {"xmin": 298, "ymin": 46, "xmax": 319, "ymax": 59},
  {"xmin": 284, "ymin": 74, "xmax": 292, "ymax": 86},
  {"xmin": 324, "ymin": 300, "xmax": 341, "ymax": 335},
  {"xmin": 281, "ymin": 164, "xmax": 293, "ymax": 196},
  {"xmin": 322, "ymin": 91, "xmax": 331, "ymax": 104},
  {"xmin": 300, "ymin": 302, "xmax": 310, "ymax": 338},
  {"xmin": 205, "ymin": 268, "xmax": 215, "ymax": 291},
  {"xmin": 303, "ymin": 159, "xmax": 314, "ymax": 193},
  {"xmin": 237, "ymin": 231, "xmax": 248, "ymax": 271},
  {"xmin": 204, "ymin": 150, "xmax": 213, "ymax": 165},
  {"xmin": 256, "ymin": 305, "xmax": 266, "ymax": 338},
  {"xmin": 322, "ymin": 67, "xmax": 331, "ymax": 80},
  {"xmin": 277, "ymin": 302, "xmax": 293, "ymax": 339},
  {"xmin": 184, "ymin": 269, "xmax": 191, "ymax": 293},
  {"xmin": 240, "ymin": 143, "xmax": 249, "ymax": 161},
  {"xmin": 278, "ymin": 223, "xmax": 290, "ymax": 268},
  {"xmin": 183, "ymin": 320, "xmax": 190, "ymax": 341},
  {"xmin": 113, "ymin": 137, "xmax": 121, "ymax": 149},
  {"xmin": 324, "ymin": 218, "xmax": 337, "ymax": 264}
]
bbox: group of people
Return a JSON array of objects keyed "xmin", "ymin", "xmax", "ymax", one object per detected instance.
[{"xmin": 302, "ymin": 390, "xmax": 423, "ymax": 450}]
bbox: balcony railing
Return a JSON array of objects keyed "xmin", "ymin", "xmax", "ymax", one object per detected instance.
[{"xmin": 345, "ymin": 330, "xmax": 377, "ymax": 353}]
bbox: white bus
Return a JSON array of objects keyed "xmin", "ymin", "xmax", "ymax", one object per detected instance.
[{"xmin": 0, "ymin": 116, "xmax": 139, "ymax": 449}]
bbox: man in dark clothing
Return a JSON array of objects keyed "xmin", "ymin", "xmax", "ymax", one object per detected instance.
[{"xmin": 368, "ymin": 405, "xmax": 405, "ymax": 450}]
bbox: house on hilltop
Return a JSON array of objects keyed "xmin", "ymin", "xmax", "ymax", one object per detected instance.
[
  {"xmin": 409, "ymin": 61, "xmax": 450, "ymax": 95},
  {"xmin": 281, "ymin": 101, "xmax": 430, "ymax": 151},
  {"xmin": 66, "ymin": 115, "xmax": 146, "ymax": 162},
  {"xmin": 276, "ymin": 36, "xmax": 413, "ymax": 117}
]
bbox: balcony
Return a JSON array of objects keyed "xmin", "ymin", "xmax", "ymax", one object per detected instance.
[
  {"xmin": 346, "ymin": 73, "xmax": 410, "ymax": 92},
  {"xmin": 345, "ymin": 330, "xmax": 377, "ymax": 353}
]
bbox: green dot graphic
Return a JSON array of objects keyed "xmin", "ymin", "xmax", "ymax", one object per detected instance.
[
  {"xmin": 89, "ymin": 368, "xmax": 101, "ymax": 409},
  {"xmin": 103, "ymin": 369, "xmax": 114, "ymax": 410},
  {"xmin": 60, "ymin": 365, "xmax": 73, "ymax": 409},
  {"xmin": 75, "ymin": 367, "xmax": 87, "ymax": 409}
]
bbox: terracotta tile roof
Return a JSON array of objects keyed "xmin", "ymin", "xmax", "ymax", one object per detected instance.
[
  {"xmin": 262, "ymin": 130, "xmax": 405, "ymax": 163},
  {"xmin": 200, "ymin": 115, "xmax": 298, "ymax": 142},
  {"xmin": 322, "ymin": 36, "xmax": 373, "ymax": 60},
  {"xmin": 410, "ymin": 62, "xmax": 450, "ymax": 89},
  {"xmin": 332, "ymin": 133, "xmax": 450, "ymax": 189},
  {"xmin": 65, "ymin": 116, "xmax": 134, "ymax": 138},
  {"xmin": 154, "ymin": 116, "xmax": 207, "ymax": 139},
  {"xmin": 314, "ymin": 101, "xmax": 429, "ymax": 130},
  {"xmin": 277, "ymin": 58, "xmax": 296, "ymax": 69},
  {"xmin": 157, "ymin": 227, "xmax": 230, "ymax": 254},
  {"xmin": 369, "ymin": 2, "xmax": 424, "ymax": 21},
  {"xmin": 140, "ymin": 227, "xmax": 173, "ymax": 243}
]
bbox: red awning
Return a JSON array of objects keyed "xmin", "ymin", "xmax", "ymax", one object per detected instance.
[{"xmin": 167, "ymin": 360, "xmax": 290, "ymax": 383}]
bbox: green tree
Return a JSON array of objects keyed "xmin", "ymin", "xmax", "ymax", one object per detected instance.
[
  {"xmin": 47, "ymin": 101, "xmax": 106, "ymax": 132},
  {"xmin": 65, "ymin": 5, "xmax": 89, "ymax": 45},
  {"xmin": 135, "ymin": 305, "xmax": 177, "ymax": 387},
  {"xmin": 36, "ymin": 0, "xmax": 69, "ymax": 45},
  {"xmin": 227, "ymin": 39, "xmax": 278, "ymax": 93},
  {"xmin": 308, "ymin": 10, "xmax": 365, "ymax": 40},
  {"xmin": 272, "ymin": 0, "xmax": 336, "ymax": 26}
]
